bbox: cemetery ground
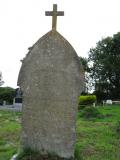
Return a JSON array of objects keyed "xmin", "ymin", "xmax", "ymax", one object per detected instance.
[{"xmin": 0, "ymin": 105, "xmax": 120, "ymax": 160}]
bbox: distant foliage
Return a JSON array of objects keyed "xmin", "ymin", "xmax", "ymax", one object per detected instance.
[
  {"xmin": 93, "ymin": 90, "xmax": 108, "ymax": 103},
  {"xmin": 78, "ymin": 95, "xmax": 96, "ymax": 110},
  {"xmin": 79, "ymin": 57, "xmax": 89, "ymax": 72},
  {"xmin": 88, "ymin": 32, "xmax": 120, "ymax": 100},
  {"xmin": 79, "ymin": 57, "xmax": 93, "ymax": 93},
  {"xmin": 0, "ymin": 72, "xmax": 4, "ymax": 86},
  {"xmin": 0, "ymin": 87, "xmax": 15, "ymax": 104}
]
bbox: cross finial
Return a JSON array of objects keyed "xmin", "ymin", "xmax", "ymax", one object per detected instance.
[{"xmin": 45, "ymin": 4, "xmax": 64, "ymax": 31}]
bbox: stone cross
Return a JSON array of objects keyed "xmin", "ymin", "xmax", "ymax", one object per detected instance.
[
  {"xmin": 18, "ymin": 4, "xmax": 84, "ymax": 159},
  {"xmin": 45, "ymin": 4, "xmax": 64, "ymax": 30}
]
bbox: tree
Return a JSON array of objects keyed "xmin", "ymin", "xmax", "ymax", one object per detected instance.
[
  {"xmin": 79, "ymin": 57, "xmax": 93, "ymax": 93},
  {"xmin": 0, "ymin": 71, "xmax": 4, "ymax": 86},
  {"xmin": 79, "ymin": 57, "xmax": 89, "ymax": 72},
  {"xmin": 88, "ymin": 32, "xmax": 120, "ymax": 100},
  {"xmin": 0, "ymin": 87, "xmax": 15, "ymax": 104}
]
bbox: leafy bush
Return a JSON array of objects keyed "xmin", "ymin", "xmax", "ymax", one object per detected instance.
[
  {"xmin": 80, "ymin": 106, "xmax": 101, "ymax": 119},
  {"xmin": 78, "ymin": 95, "xmax": 96, "ymax": 110},
  {"xmin": 0, "ymin": 87, "xmax": 15, "ymax": 104}
]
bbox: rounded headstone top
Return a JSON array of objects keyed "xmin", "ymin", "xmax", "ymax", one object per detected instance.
[{"xmin": 18, "ymin": 30, "xmax": 84, "ymax": 94}]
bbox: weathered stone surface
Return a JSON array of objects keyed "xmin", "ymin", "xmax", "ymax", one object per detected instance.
[{"xmin": 18, "ymin": 30, "xmax": 84, "ymax": 159}]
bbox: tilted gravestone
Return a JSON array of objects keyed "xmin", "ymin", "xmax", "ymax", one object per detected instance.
[{"xmin": 18, "ymin": 4, "xmax": 84, "ymax": 159}]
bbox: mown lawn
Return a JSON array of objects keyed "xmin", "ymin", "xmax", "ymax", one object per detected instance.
[
  {"xmin": 76, "ymin": 105, "xmax": 120, "ymax": 160},
  {"xmin": 0, "ymin": 105, "xmax": 120, "ymax": 160},
  {"xmin": 0, "ymin": 110, "xmax": 21, "ymax": 160}
]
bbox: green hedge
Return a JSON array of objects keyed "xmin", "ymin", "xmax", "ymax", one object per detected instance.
[{"xmin": 78, "ymin": 95, "xmax": 96, "ymax": 109}]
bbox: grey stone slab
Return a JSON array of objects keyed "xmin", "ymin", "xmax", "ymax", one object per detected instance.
[{"xmin": 18, "ymin": 30, "xmax": 84, "ymax": 159}]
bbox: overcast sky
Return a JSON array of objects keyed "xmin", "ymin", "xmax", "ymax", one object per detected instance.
[{"xmin": 0, "ymin": 0, "xmax": 120, "ymax": 88}]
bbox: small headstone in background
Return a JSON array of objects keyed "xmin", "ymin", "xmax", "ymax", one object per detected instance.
[
  {"xmin": 3, "ymin": 101, "xmax": 6, "ymax": 106},
  {"xmin": 13, "ymin": 88, "xmax": 22, "ymax": 107}
]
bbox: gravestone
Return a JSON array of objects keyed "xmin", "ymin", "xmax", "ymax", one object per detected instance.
[
  {"xmin": 18, "ymin": 4, "xmax": 84, "ymax": 159},
  {"xmin": 13, "ymin": 88, "xmax": 22, "ymax": 107}
]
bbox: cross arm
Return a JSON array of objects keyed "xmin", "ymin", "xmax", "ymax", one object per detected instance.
[
  {"xmin": 45, "ymin": 11, "xmax": 53, "ymax": 16},
  {"xmin": 45, "ymin": 11, "xmax": 64, "ymax": 16}
]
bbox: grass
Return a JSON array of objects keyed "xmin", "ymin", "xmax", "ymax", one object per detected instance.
[
  {"xmin": 76, "ymin": 105, "xmax": 120, "ymax": 160},
  {"xmin": 0, "ymin": 105, "xmax": 120, "ymax": 159},
  {"xmin": 0, "ymin": 110, "xmax": 21, "ymax": 160}
]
